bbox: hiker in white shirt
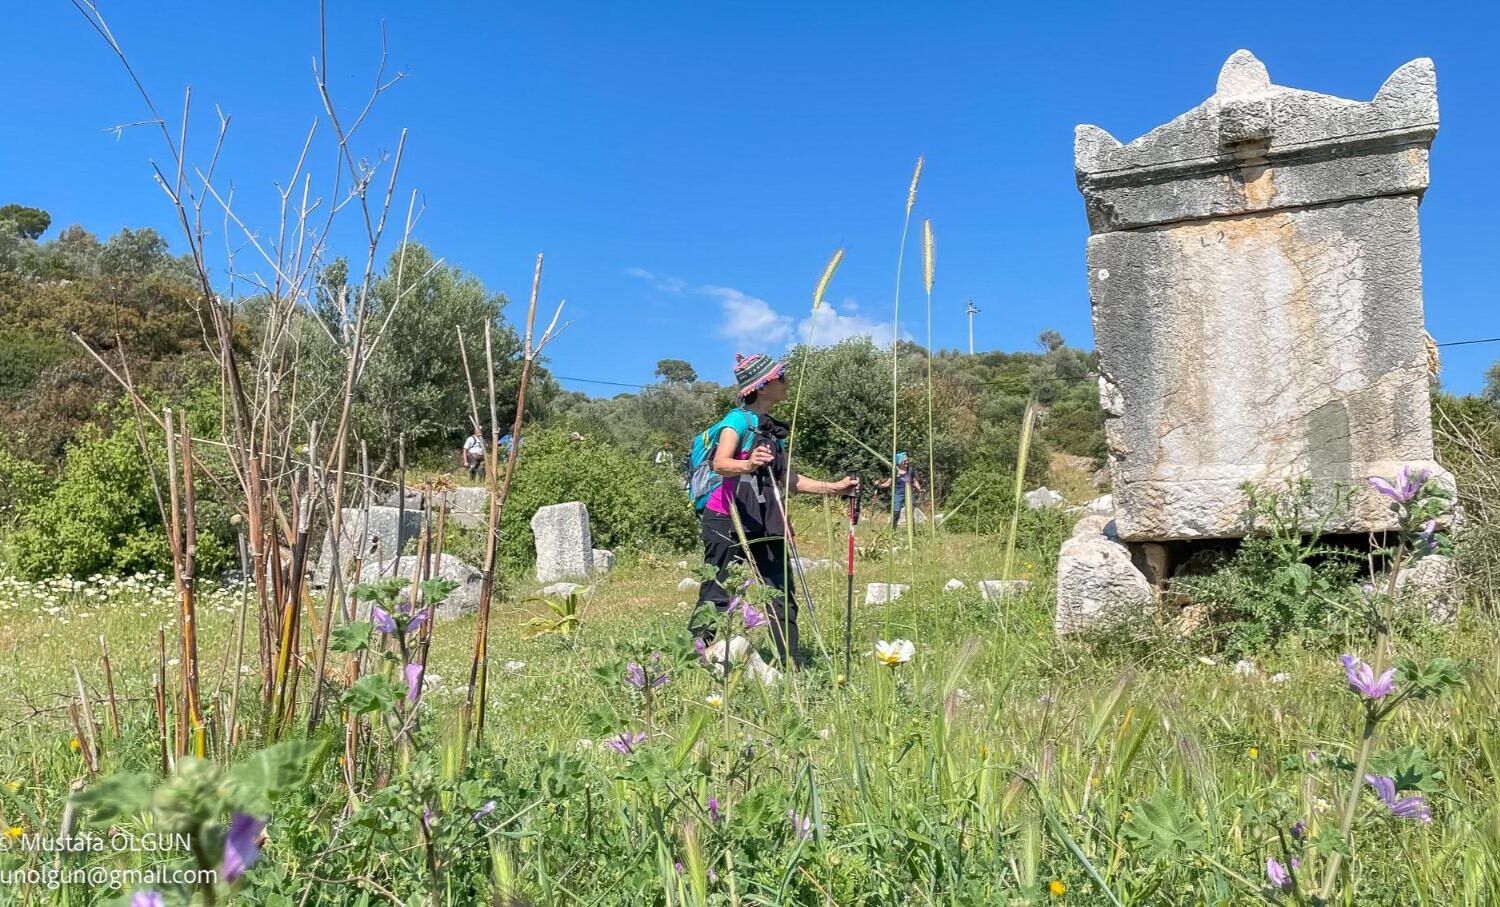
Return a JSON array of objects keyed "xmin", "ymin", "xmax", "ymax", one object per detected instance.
[{"xmin": 462, "ymin": 430, "xmax": 486, "ymax": 479}]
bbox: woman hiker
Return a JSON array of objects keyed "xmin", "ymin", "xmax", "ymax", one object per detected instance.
[
  {"xmin": 693, "ymin": 353, "xmax": 857, "ymax": 668},
  {"xmin": 876, "ymin": 452, "xmax": 923, "ymax": 530}
]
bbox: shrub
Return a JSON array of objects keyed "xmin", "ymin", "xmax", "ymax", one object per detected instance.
[
  {"xmin": 1173, "ymin": 479, "xmax": 1366, "ymax": 657},
  {"xmin": 0, "ymin": 448, "xmax": 50, "ymax": 530},
  {"xmin": 495, "ymin": 429, "xmax": 698, "ymax": 573},
  {"xmin": 10, "ymin": 419, "xmax": 235, "ymax": 579}
]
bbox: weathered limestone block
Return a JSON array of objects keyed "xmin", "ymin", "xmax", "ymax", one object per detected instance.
[
  {"xmin": 315, "ymin": 506, "xmax": 421, "ymax": 585},
  {"xmin": 944, "ymin": 579, "xmax": 966, "ymax": 592},
  {"xmin": 1394, "ymin": 554, "xmax": 1461, "ymax": 624},
  {"xmin": 864, "ymin": 583, "xmax": 909, "ymax": 604},
  {"xmin": 531, "ymin": 502, "xmax": 594, "ymax": 583},
  {"xmin": 979, "ymin": 579, "xmax": 1031, "ymax": 601},
  {"xmin": 384, "ymin": 485, "xmax": 489, "ymax": 530},
  {"xmin": 1076, "ymin": 50, "xmax": 1450, "ymax": 542},
  {"xmin": 1055, "ymin": 511, "xmax": 1152, "ymax": 635},
  {"xmin": 1024, "ymin": 487, "xmax": 1065, "ymax": 510},
  {"xmin": 355, "ymin": 554, "xmax": 483, "ymax": 620},
  {"xmin": 539, "ymin": 581, "xmax": 587, "ymax": 598},
  {"xmin": 677, "ymin": 577, "xmax": 700, "ymax": 592},
  {"xmin": 591, "ymin": 549, "xmax": 616, "ymax": 574}
]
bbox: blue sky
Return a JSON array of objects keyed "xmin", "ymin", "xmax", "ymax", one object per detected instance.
[{"xmin": 4, "ymin": 1, "xmax": 1498, "ymax": 394}]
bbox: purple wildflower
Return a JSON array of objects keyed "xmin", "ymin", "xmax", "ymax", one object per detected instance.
[
  {"xmin": 693, "ymin": 637, "xmax": 707, "ymax": 658},
  {"xmin": 1290, "ymin": 819, "xmax": 1306, "ymax": 841},
  {"xmin": 674, "ymin": 862, "xmax": 685, "ymax": 874},
  {"xmin": 1265, "ymin": 856, "xmax": 1299, "ymax": 891},
  {"xmin": 1365, "ymin": 774, "xmax": 1432, "ymax": 822},
  {"xmin": 131, "ymin": 893, "xmax": 165, "ymax": 907},
  {"xmin": 404, "ymin": 662, "xmax": 424, "ymax": 704},
  {"xmin": 422, "ymin": 806, "xmax": 435, "ymax": 828},
  {"xmin": 1340, "ymin": 655, "xmax": 1395, "ymax": 700},
  {"xmin": 408, "ymin": 607, "xmax": 432, "ymax": 632},
  {"xmin": 1418, "ymin": 519, "xmax": 1438, "ymax": 552},
  {"xmin": 741, "ymin": 604, "xmax": 769, "ymax": 630},
  {"xmin": 221, "ymin": 812, "xmax": 267, "ymax": 883},
  {"xmin": 788, "ymin": 809, "xmax": 813, "ymax": 840},
  {"xmin": 625, "ymin": 662, "xmax": 670, "ymax": 690},
  {"xmin": 1368, "ymin": 466, "xmax": 1429, "ymax": 504},
  {"xmin": 707, "ymin": 797, "xmax": 721, "ymax": 823},
  {"xmin": 371, "ymin": 606, "xmax": 396, "ymax": 635},
  {"xmin": 604, "ymin": 731, "xmax": 647, "ymax": 755},
  {"xmin": 474, "ymin": 800, "xmax": 497, "ymax": 820}
]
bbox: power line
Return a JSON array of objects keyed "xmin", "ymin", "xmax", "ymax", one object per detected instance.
[{"xmin": 551, "ymin": 333, "xmax": 1500, "ymax": 393}]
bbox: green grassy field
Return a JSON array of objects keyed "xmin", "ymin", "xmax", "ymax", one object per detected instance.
[{"xmin": 0, "ymin": 501, "xmax": 1495, "ymax": 905}]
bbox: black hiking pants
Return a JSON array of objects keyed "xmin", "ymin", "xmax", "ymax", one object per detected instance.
[{"xmin": 692, "ymin": 511, "xmax": 799, "ymax": 665}]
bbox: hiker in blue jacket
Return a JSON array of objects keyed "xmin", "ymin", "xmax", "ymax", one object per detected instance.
[
  {"xmin": 689, "ymin": 353, "xmax": 857, "ymax": 667},
  {"xmin": 876, "ymin": 452, "xmax": 923, "ymax": 530}
]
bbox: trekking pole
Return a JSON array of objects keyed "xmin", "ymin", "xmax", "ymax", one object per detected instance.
[
  {"xmin": 763, "ymin": 465, "xmax": 832, "ymax": 664},
  {"xmin": 843, "ymin": 481, "xmax": 862, "ymax": 677}
]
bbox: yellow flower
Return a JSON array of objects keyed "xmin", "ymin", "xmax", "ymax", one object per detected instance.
[
  {"xmin": 4, "ymin": 827, "xmax": 20, "ymax": 839},
  {"xmin": 704, "ymin": 693, "xmax": 724, "ymax": 709},
  {"xmin": 1248, "ymin": 746, "xmax": 1260, "ymax": 760},
  {"xmin": 68, "ymin": 738, "xmax": 81, "ymax": 752},
  {"xmin": 1314, "ymin": 797, "xmax": 1331, "ymax": 814},
  {"xmin": 1089, "ymin": 776, "xmax": 1100, "ymax": 788},
  {"xmin": 4, "ymin": 781, "xmax": 18, "ymax": 793},
  {"xmin": 979, "ymin": 745, "xmax": 990, "ymax": 760},
  {"xmin": 1049, "ymin": 879, "xmax": 1066, "ymax": 896}
]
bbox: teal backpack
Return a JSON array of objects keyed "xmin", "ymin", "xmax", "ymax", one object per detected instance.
[{"xmin": 687, "ymin": 408, "xmax": 759, "ymax": 512}]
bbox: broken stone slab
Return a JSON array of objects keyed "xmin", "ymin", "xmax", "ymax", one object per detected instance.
[
  {"xmin": 1024, "ymin": 487, "xmax": 1065, "ymax": 510},
  {"xmin": 1055, "ymin": 512, "xmax": 1152, "ymax": 635},
  {"xmin": 864, "ymin": 583, "xmax": 909, "ymax": 605},
  {"xmin": 315, "ymin": 506, "xmax": 422, "ymax": 585},
  {"xmin": 1084, "ymin": 494, "xmax": 1114, "ymax": 516},
  {"xmin": 1076, "ymin": 50, "xmax": 1452, "ymax": 543},
  {"xmin": 702, "ymin": 635, "xmax": 781, "ymax": 685},
  {"xmin": 381, "ymin": 485, "xmax": 490, "ymax": 530},
  {"xmin": 978, "ymin": 579, "xmax": 1031, "ymax": 602},
  {"xmin": 1394, "ymin": 554, "xmax": 1461, "ymax": 624},
  {"xmin": 944, "ymin": 578, "xmax": 966, "ymax": 592},
  {"xmin": 793, "ymin": 557, "xmax": 832, "ymax": 573},
  {"xmin": 531, "ymin": 502, "xmax": 593, "ymax": 583},
  {"xmin": 677, "ymin": 577, "xmax": 700, "ymax": 592},
  {"xmin": 591, "ymin": 549, "xmax": 616, "ymax": 574},
  {"xmin": 354, "ymin": 553, "xmax": 483, "ymax": 620},
  {"xmin": 538, "ymin": 581, "xmax": 587, "ymax": 598}
]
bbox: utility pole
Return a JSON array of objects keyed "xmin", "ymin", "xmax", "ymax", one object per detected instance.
[{"xmin": 965, "ymin": 299, "xmax": 979, "ymax": 355}]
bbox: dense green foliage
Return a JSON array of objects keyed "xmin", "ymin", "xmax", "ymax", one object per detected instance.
[
  {"xmin": 492, "ymin": 428, "xmax": 699, "ymax": 570},
  {"xmin": 9, "ymin": 414, "xmax": 237, "ymax": 580}
]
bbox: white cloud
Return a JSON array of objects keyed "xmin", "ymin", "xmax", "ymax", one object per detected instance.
[
  {"xmin": 702, "ymin": 285, "xmax": 793, "ymax": 347},
  {"xmin": 624, "ymin": 266, "xmax": 686, "ymax": 294},
  {"xmin": 626, "ymin": 268, "xmax": 902, "ymax": 351},
  {"xmin": 798, "ymin": 300, "xmax": 900, "ymax": 346}
]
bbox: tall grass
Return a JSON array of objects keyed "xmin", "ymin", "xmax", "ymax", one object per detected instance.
[{"xmin": 923, "ymin": 218, "xmax": 936, "ymax": 545}]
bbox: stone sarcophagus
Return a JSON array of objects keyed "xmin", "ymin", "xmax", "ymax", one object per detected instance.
[{"xmin": 1076, "ymin": 50, "xmax": 1450, "ymax": 542}]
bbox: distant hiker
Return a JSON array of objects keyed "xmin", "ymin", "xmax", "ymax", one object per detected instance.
[
  {"xmin": 654, "ymin": 441, "xmax": 672, "ymax": 467},
  {"xmin": 688, "ymin": 353, "xmax": 857, "ymax": 667},
  {"xmin": 876, "ymin": 452, "xmax": 923, "ymax": 530},
  {"xmin": 462, "ymin": 429, "xmax": 486, "ymax": 480}
]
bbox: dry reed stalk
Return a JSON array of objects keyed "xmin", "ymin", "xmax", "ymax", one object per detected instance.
[
  {"xmin": 72, "ymin": 666, "xmax": 101, "ymax": 767},
  {"xmin": 155, "ymin": 628, "xmax": 170, "ymax": 773},
  {"xmin": 463, "ymin": 254, "xmax": 566, "ymax": 744},
  {"xmin": 98, "ymin": 636, "xmax": 122, "ymax": 737},
  {"xmin": 783, "ymin": 247, "xmax": 845, "ymax": 503},
  {"xmin": 891, "ymin": 158, "xmax": 923, "ymax": 564},
  {"xmin": 1002, "ymin": 396, "xmax": 1040, "ymax": 580},
  {"xmin": 67, "ymin": 704, "xmax": 98, "ymax": 776}
]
